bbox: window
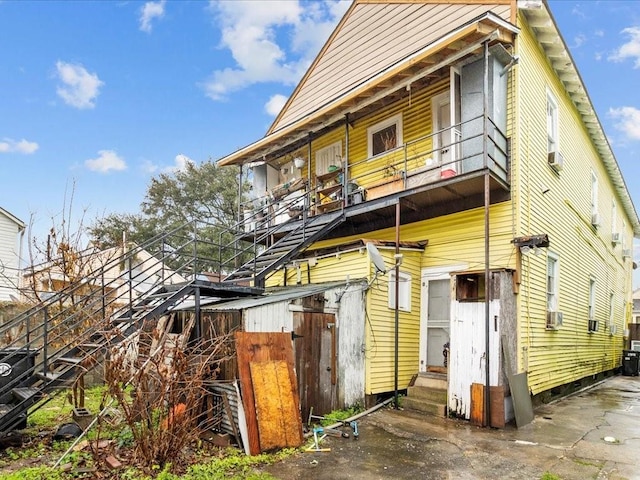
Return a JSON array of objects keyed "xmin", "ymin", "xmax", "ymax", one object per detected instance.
[
  {"xmin": 588, "ymin": 277, "xmax": 598, "ymax": 332},
  {"xmin": 315, "ymin": 141, "xmax": 342, "ymax": 176},
  {"xmin": 547, "ymin": 253, "xmax": 559, "ymax": 311},
  {"xmin": 591, "ymin": 171, "xmax": 599, "ymax": 220},
  {"xmin": 388, "ymin": 270, "xmax": 411, "ymax": 312},
  {"xmin": 368, "ymin": 114, "xmax": 403, "ymax": 158},
  {"xmin": 609, "ymin": 292, "xmax": 614, "ymax": 330},
  {"xmin": 547, "ymin": 91, "xmax": 559, "ymax": 153}
]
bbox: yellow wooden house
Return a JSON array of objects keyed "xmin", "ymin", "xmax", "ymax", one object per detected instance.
[{"xmin": 217, "ymin": 0, "xmax": 640, "ymax": 425}]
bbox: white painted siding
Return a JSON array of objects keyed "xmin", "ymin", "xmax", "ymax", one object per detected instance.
[
  {"xmin": 243, "ymin": 284, "xmax": 366, "ymax": 408},
  {"xmin": 0, "ymin": 211, "xmax": 25, "ymax": 301},
  {"xmin": 449, "ymin": 299, "xmax": 500, "ymax": 419}
]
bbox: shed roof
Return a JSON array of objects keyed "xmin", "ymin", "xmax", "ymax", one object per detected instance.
[{"xmin": 199, "ymin": 280, "xmax": 358, "ymax": 311}]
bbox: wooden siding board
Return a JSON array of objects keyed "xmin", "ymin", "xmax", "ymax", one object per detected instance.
[
  {"xmin": 274, "ymin": 3, "xmax": 511, "ymax": 131},
  {"xmin": 0, "ymin": 214, "xmax": 22, "ymax": 301},
  {"xmin": 514, "ymin": 18, "xmax": 630, "ymax": 394}
]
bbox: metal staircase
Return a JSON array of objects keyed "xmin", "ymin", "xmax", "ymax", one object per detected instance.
[
  {"xmin": 0, "ymin": 220, "xmax": 256, "ymax": 436},
  {"xmin": 223, "ymin": 210, "xmax": 345, "ymax": 285}
]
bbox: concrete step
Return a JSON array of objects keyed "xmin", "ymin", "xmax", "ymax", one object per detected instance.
[
  {"xmin": 402, "ymin": 396, "xmax": 447, "ymax": 417},
  {"xmin": 407, "ymin": 385, "xmax": 447, "ymax": 404},
  {"xmin": 414, "ymin": 372, "xmax": 447, "ymax": 390}
]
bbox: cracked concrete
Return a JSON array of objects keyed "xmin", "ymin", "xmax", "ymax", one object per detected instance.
[{"xmin": 260, "ymin": 376, "xmax": 640, "ymax": 479}]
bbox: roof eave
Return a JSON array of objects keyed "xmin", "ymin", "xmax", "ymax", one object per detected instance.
[
  {"xmin": 217, "ymin": 13, "xmax": 517, "ymax": 168},
  {"xmin": 522, "ymin": 1, "xmax": 640, "ymax": 236}
]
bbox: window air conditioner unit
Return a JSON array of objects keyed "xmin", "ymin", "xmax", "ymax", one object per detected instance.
[
  {"xmin": 631, "ymin": 340, "xmax": 640, "ymax": 351},
  {"xmin": 588, "ymin": 318, "xmax": 599, "ymax": 332},
  {"xmin": 611, "ymin": 232, "xmax": 620, "ymax": 245},
  {"xmin": 548, "ymin": 151, "xmax": 563, "ymax": 172},
  {"xmin": 591, "ymin": 213, "xmax": 600, "ymax": 227},
  {"xmin": 547, "ymin": 311, "xmax": 563, "ymax": 330},
  {"xmin": 623, "ymin": 249, "xmax": 632, "ymax": 259},
  {"xmin": 609, "ymin": 324, "xmax": 617, "ymax": 335}
]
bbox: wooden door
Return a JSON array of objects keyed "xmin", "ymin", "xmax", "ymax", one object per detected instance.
[{"xmin": 293, "ymin": 310, "xmax": 337, "ymax": 422}]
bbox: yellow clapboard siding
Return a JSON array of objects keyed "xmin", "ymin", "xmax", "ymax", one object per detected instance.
[{"xmin": 514, "ymin": 17, "xmax": 632, "ymax": 395}]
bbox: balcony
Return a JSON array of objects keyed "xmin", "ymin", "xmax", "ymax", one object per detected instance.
[{"xmin": 241, "ymin": 113, "xmax": 510, "ymax": 243}]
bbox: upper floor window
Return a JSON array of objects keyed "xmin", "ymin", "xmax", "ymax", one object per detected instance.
[
  {"xmin": 368, "ymin": 114, "xmax": 403, "ymax": 158},
  {"xmin": 591, "ymin": 171, "xmax": 599, "ymax": 221},
  {"xmin": 315, "ymin": 141, "xmax": 342, "ymax": 176},
  {"xmin": 547, "ymin": 91, "xmax": 559, "ymax": 153},
  {"xmin": 547, "ymin": 252, "xmax": 559, "ymax": 311}
]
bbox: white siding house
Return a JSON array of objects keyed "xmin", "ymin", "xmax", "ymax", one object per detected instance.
[{"xmin": 0, "ymin": 207, "xmax": 26, "ymax": 302}]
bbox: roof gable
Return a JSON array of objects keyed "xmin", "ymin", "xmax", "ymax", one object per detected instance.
[
  {"xmin": 0, "ymin": 207, "xmax": 26, "ymax": 229},
  {"xmin": 268, "ymin": 0, "xmax": 512, "ymax": 134}
]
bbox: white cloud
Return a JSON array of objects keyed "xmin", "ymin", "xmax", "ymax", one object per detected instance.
[
  {"xmin": 609, "ymin": 106, "xmax": 640, "ymax": 141},
  {"xmin": 142, "ymin": 154, "xmax": 194, "ymax": 175},
  {"xmin": 165, "ymin": 154, "xmax": 193, "ymax": 173},
  {"xmin": 203, "ymin": 0, "xmax": 350, "ymax": 101},
  {"xmin": 139, "ymin": 0, "xmax": 166, "ymax": 33},
  {"xmin": 265, "ymin": 94, "xmax": 288, "ymax": 116},
  {"xmin": 55, "ymin": 61, "xmax": 104, "ymax": 109},
  {"xmin": 572, "ymin": 34, "xmax": 587, "ymax": 48},
  {"xmin": 0, "ymin": 138, "xmax": 39, "ymax": 154},
  {"xmin": 85, "ymin": 150, "xmax": 127, "ymax": 173},
  {"xmin": 608, "ymin": 27, "xmax": 640, "ymax": 68}
]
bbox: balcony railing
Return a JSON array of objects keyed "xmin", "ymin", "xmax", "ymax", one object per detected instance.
[{"xmin": 240, "ymin": 113, "xmax": 508, "ymax": 233}]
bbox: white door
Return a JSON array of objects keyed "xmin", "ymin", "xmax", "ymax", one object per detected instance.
[
  {"xmin": 432, "ymin": 92, "xmax": 452, "ymax": 170},
  {"xmin": 420, "ymin": 265, "xmax": 467, "ymax": 373}
]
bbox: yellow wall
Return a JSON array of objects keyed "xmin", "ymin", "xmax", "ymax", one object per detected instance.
[{"xmin": 513, "ymin": 17, "xmax": 632, "ymax": 394}]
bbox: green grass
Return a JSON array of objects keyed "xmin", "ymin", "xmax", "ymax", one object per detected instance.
[
  {"xmin": 319, "ymin": 404, "xmax": 363, "ymax": 426},
  {"xmin": 540, "ymin": 473, "xmax": 562, "ymax": 480}
]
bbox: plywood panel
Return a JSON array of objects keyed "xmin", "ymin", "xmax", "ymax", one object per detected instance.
[
  {"xmin": 470, "ymin": 382, "xmax": 485, "ymax": 426},
  {"xmin": 235, "ymin": 332, "xmax": 303, "ymax": 455},
  {"xmin": 250, "ymin": 360, "xmax": 303, "ymax": 451}
]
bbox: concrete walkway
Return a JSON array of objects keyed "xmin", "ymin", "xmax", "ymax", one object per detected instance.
[{"xmin": 261, "ymin": 375, "xmax": 640, "ymax": 480}]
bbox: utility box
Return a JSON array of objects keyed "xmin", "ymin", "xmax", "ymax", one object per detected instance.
[
  {"xmin": 622, "ymin": 350, "xmax": 640, "ymax": 376},
  {"xmin": 0, "ymin": 347, "xmax": 37, "ymax": 403}
]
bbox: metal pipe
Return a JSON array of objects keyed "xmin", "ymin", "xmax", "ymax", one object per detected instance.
[
  {"xmin": 394, "ymin": 200, "xmax": 401, "ymax": 409},
  {"xmin": 483, "ymin": 40, "xmax": 491, "ymax": 428},
  {"xmin": 343, "ymin": 113, "xmax": 350, "ymax": 208}
]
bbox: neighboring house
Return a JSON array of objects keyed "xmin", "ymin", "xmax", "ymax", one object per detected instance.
[
  {"xmin": 632, "ymin": 288, "xmax": 640, "ymax": 325},
  {"xmin": 0, "ymin": 207, "xmax": 26, "ymax": 302},
  {"xmin": 22, "ymin": 243, "xmax": 187, "ymax": 305},
  {"xmin": 217, "ymin": 0, "xmax": 640, "ymax": 423}
]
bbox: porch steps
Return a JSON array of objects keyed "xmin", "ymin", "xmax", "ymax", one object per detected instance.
[{"xmin": 403, "ymin": 373, "xmax": 447, "ymax": 417}]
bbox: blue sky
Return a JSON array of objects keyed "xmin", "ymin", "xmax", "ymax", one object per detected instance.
[{"xmin": 1, "ymin": 0, "xmax": 639, "ymax": 284}]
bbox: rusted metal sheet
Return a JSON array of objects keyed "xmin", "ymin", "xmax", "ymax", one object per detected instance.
[{"xmin": 249, "ymin": 360, "xmax": 303, "ymax": 451}]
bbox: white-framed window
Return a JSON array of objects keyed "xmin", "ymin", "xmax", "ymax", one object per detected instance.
[
  {"xmin": 588, "ymin": 276, "xmax": 598, "ymax": 332},
  {"xmin": 547, "ymin": 252, "xmax": 559, "ymax": 311},
  {"xmin": 388, "ymin": 270, "xmax": 411, "ymax": 312},
  {"xmin": 367, "ymin": 113, "xmax": 403, "ymax": 158},
  {"xmin": 315, "ymin": 141, "xmax": 342, "ymax": 176},
  {"xmin": 609, "ymin": 292, "xmax": 615, "ymax": 329},
  {"xmin": 591, "ymin": 171, "xmax": 599, "ymax": 218},
  {"xmin": 547, "ymin": 90, "xmax": 559, "ymax": 153}
]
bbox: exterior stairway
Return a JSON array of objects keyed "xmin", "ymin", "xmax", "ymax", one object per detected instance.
[
  {"xmin": 0, "ymin": 220, "xmax": 259, "ymax": 436},
  {"xmin": 224, "ymin": 210, "xmax": 345, "ymax": 285},
  {"xmin": 403, "ymin": 372, "xmax": 448, "ymax": 417}
]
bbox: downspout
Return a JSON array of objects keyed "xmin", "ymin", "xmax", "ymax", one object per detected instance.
[
  {"xmin": 483, "ymin": 40, "xmax": 492, "ymax": 427},
  {"xmin": 236, "ymin": 164, "xmax": 243, "ymax": 270},
  {"xmin": 343, "ymin": 113, "xmax": 350, "ymax": 208},
  {"xmin": 394, "ymin": 201, "xmax": 401, "ymax": 409}
]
